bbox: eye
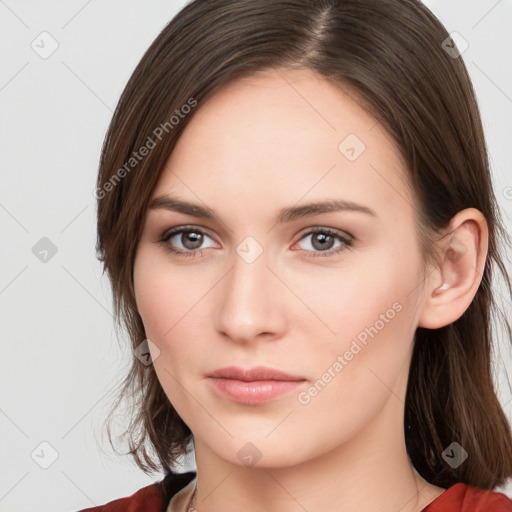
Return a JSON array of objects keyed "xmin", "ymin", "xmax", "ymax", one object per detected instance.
[
  {"xmin": 157, "ymin": 225, "xmax": 354, "ymax": 259},
  {"xmin": 158, "ymin": 226, "xmax": 218, "ymax": 259},
  {"xmin": 293, "ymin": 227, "xmax": 354, "ymax": 258}
]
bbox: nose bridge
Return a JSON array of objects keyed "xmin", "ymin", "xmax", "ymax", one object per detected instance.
[{"xmin": 215, "ymin": 236, "xmax": 284, "ymax": 342}]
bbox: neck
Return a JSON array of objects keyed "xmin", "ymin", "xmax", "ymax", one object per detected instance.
[{"xmin": 191, "ymin": 385, "xmax": 445, "ymax": 512}]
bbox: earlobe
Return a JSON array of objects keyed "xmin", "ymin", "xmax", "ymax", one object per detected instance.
[{"xmin": 417, "ymin": 208, "xmax": 488, "ymax": 330}]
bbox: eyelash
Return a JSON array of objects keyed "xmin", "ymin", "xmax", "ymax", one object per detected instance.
[{"xmin": 157, "ymin": 225, "xmax": 354, "ymax": 260}]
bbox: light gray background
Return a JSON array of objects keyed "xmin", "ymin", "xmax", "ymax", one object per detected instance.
[{"xmin": 1, "ymin": 1, "xmax": 511, "ymax": 510}]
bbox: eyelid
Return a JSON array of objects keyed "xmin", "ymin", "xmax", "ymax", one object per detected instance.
[
  {"xmin": 292, "ymin": 226, "xmax": 354, "ymax": 254},
  {"xmin": 295, "ymin": 225, "xmax": 353, "ymax": 241},
  {"xmin": 158, "ymin": 224, "xmax": 353, "ymax": 242},
  {"xmin": 159, "ymin": 224, "xmax": 215, "ymax": 240},
  {"xmin": 158, "ymin": 225, "xmax": 220, "ymax": 247}
]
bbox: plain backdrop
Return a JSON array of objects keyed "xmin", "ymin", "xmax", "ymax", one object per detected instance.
[{"xmin": 1, "ymin": 1, "xmax": 511, "ymax": 510}]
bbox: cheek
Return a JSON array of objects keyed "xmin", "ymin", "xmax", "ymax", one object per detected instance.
[
  {"xmin": 133, "ymin": 252, "xmax": 205, "ymax": 416},
  {"xmin": 292, "ymin": 285, "xmax": 418, "ymax": 453},
  {"xmin": 294, "ymin": 245, "xmax": 422, "ymax": 396},
  {"xmin": 133, "ymin": 248, "xmax": 219, "ymax": 389},
  {"xmin": 287, "ymin": 242, "xmax": 419, "ymax": 339},
  {"xmin": 133, "ymin": 246, "xmax": 202, "ymax": 338}
]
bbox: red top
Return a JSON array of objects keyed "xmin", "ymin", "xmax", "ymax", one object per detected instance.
[
  {"xmin": 422, "ymin": 482, "xmax": 512, "ymax": 511},
  {"xmin": 76, "ymin": 473, "xmax": 512, "ymax": 512}
]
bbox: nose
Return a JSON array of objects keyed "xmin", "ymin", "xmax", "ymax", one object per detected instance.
[{"xmin": 214, "ymin": 246, "xmax": 288, "ymax": 345}]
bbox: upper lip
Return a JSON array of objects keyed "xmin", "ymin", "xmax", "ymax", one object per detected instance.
[{"xmin": 207, "ymin": 365, "xmax": 305, "ymax": 382}]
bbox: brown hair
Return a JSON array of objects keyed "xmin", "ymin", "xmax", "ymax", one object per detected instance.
[{"xmin": 96, "ymin": 0, "xmax": 512, "ymax": 489}]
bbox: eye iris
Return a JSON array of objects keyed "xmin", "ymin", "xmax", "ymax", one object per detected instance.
[
  {"xmin": 182, "ymin": 231, "xmax": 203, "ymax": 250},
  {"xmin": 312, "ymin": 233, "xmax": 334, "ymax": 251}
]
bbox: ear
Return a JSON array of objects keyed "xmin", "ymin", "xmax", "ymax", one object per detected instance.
[{"xmin": 418, "ymin": 208, "xmax": 489, "ymax": 329}]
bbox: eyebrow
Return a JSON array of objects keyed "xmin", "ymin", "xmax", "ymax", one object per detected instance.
[{"xmin": 148, "ymin": 195, "xmax": 377, "ymax": 223}]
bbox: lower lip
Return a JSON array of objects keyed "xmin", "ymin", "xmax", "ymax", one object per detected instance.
[{"xmin": 207, "ymin": 377, "xmax": 306, "ymax": 404}]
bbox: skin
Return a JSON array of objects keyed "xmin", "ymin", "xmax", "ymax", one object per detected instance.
[{"xmin": 133, "ymin": 67, "xmax": 488, "ymax": 512}]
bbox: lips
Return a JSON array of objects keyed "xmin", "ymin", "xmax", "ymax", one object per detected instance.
[
  {"xmin": 207, "ymin": 365, "xmax": 305, "ymax": 381},
  {"xmin": 206, "ymin": 366, "xmax": 306, "ymax": 404}
]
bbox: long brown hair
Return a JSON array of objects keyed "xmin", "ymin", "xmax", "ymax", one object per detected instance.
[{"xmin": 95, "ymin": 0, "xmax": 512, "ymax": 489}]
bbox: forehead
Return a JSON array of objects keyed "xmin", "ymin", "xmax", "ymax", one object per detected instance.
[{"xmin": 152, "ymin": 67, "xmax": 414, "ymax": 223}]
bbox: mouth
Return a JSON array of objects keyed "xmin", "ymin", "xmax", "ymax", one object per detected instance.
[{"xmin": 206, "ymin": 365, "xmax": 307, "ymax": 405}]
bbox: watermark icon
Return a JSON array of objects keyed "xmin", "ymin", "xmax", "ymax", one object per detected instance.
[
  {"xmin": 134, "ymin": 338, "xmax": 161, "ymax": 366},
  {"xmin": 32, "ymin": 237, "xmax": 58, "ymax": 263},
  {"xmin": 31, "ymin": 441, "xmax": 59, "ymax": 469},
  {"xmin": 237, "ymin": 442, "xmax": 262, "ymax": 467},
  {"xmin": 441, "ymin": 32, "xmax": 469, "ymax": 59},
  {"xmin": 31, "ymin": 31, "xmax": 59, "ymax": 59},
  {"xmin": 503, "ymin": 186, "xmax": 512, "ymax": 200},
  {"xmin": 338, "ymin": 133, "xmax": 366, "ymax": 162},
  {"xmin": 297, "ymin": 301, "xmax": 403, "ymax": 405},
  {"xmin": 441, "ymin": 442, "xmax": 468, "ymax": 468},
  {"xmin": 94, "ymin": 97, "xmax": 197, "ymax": 200},
  {"xmin": 236, "ymin": 236, "xmax": 264, "ymax": 264}
]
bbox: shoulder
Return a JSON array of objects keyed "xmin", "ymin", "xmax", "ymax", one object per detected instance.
[
  {"xmin": 424, "ymin": 482, "xmax": 512, "ymax": 512},
  {"xmin": 75, "ymin": 471, "xmax": 197, "ymax": 512}
]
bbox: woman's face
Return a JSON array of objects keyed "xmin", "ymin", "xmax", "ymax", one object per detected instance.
[{"xmin": 133, "ymin": 67, "xmax": 430, "ymax": 468}]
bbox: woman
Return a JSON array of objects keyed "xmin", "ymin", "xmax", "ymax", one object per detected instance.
[{"xmin": 81, "ymin": 0, "xmax": 512, "ymax": 510}]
